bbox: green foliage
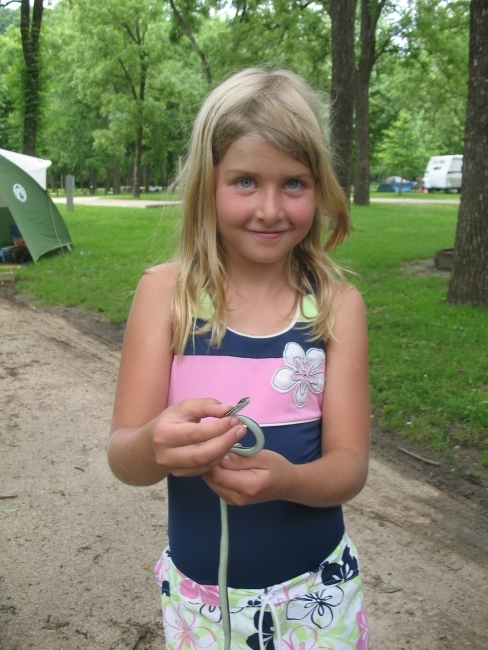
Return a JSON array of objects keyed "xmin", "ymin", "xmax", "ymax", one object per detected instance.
[
  {"xmin": 0, "ymin": 0, "xmax": 471, "ymax": 194},
  {"xmin": 0, "ymin": 6, "xmax": 20, "ymax": 34},
  {"xmin": 37, "ymin": 0, "xmax": 207, "ymax": 187},
  {"xmin": 377, "ymin": 108, "xmax": 434, "ymax": 180},
  {"xmin": 0, "ymin": 23, "xmax": 23, "ymax": 150},
  {"xmin": 370, "ymin": 0, "xmax": 469, "ymax": 179},
  {"xmin": 204, "ymin": 1, "xmax": 332, "ymax": 89},
  {"xmin": 37, "ymin": 3, "xmax": 105, "ymax": 174},
  {"xmin": 336, "ymin": 202, "xmax": 488, "ymax": 452}
]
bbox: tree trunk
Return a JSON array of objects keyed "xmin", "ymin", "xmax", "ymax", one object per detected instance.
[
  {"xmin": 20, "ymin": 0, "xmax": 43, "ymax": 156},
  {"xmin": 113, "ymin": 156, "xmax": 121, "ymax": 195},
  {"xmin": 143, "ymin": 164, "xmax": 150, "ymax": 193},
  {"xmin": 50, "ymin": 171, "xmax": 57, "ymax": 194},
  {"xmin": 89, "ymin": 169, "xmax": 97, "ymax": 195},
  {"xmin": 447, "ymin": 0, "xmax": 488, "ymax": 306},
  {"xmin": 132, "ymin": 126, "xmax": 143, "ymax": 197},
  {"xmin": 354, "ymin": 0, "xmax": 385, "ymax": 206},
  {"xmin": 105, "ymin": 167, "xmax": 111, "ymax": 194},
  {"xmin": 329, "ymin": 0, "xmax": 357, "ymax": 205}
]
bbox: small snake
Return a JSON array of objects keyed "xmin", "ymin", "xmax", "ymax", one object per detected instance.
[{"xmin": 219, "ymin": 397, "xmax": 265, "ymax": 650}]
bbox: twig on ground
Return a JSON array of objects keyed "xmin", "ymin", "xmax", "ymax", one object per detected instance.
[{"xmin": 398, "ymin": 446, "xmax": 440, "ymax": 466}]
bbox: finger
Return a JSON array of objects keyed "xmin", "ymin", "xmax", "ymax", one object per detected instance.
[
  {"xmin": 172, "ymin": 398, "xmax": 236, "ymax": 423},
  {"xmin": 174, "ymin": 417, "xmax": 246, "ymax": 447},
  {"xmin": 154, "ymin": 415, "xmax": 244, "ymax": 452},
  {"xmin": 202, "ymin": 470, "xmax": 255, "ymax": 506},
  {"xmin": 204, "ymin": 464, "xmax": 258, "ymax": 490},
  {"xmin": 202, "ymin": 468, "xmax": 239, "ymax": 494},
  {"xmin": 219, "ymin": 450, "xmax": 265, "ymax": 469},
  {"xmin": 166, "ymin": 424, "xmax": 246, "ymax": 474}
]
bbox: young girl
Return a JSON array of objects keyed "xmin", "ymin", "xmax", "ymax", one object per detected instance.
[{"xmin": 109, "ymin": 68, "xmax": 370, "ymax": 650}]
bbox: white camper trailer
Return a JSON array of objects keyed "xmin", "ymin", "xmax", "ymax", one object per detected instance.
[{"xmin": 422, "ymin": 155, "xmax": 463, "ymax": 193}]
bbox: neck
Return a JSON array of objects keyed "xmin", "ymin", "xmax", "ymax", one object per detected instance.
[{"xmin": 224, "ymin": 257, "xmax": 292, "ymax": 298}]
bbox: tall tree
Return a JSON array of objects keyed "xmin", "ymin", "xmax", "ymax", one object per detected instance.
[
  {"xmin": 0, "ymin": 0, "xmax": 44, "ymax": 155},
  {"xmin": 328, "ymin": 0, "xmax": 357, "ymax": 203},
  {"xmin": 70, "ymin": 0, "xmax": 169, "ymax": 197},
  {"xmin": 0, "ymin": 19, "xmax": 23, "ymax": 151},
  {"xmin": 377, "ymin": 108, "xmax": 431, "ymax": 187},
  {"xmin": 353, "ymin": 0, "xmax": 387, "ymax": 205},
  {"xmin": 168, "ymin": 0, "xmax": 212, "ymax": 85},
  {"xmin": 447, "ymin": 0, "xmax": 488, "ymax": 306}
]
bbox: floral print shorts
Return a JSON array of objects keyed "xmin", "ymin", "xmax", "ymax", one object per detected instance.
[{"xmin": 154, "ymin": 533, "xmax": 368, "ymax": 650}]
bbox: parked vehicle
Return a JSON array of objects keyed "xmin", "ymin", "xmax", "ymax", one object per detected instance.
[{"xmin": 422, "ymin": 155, "xmax": 463, "ymax": 193}]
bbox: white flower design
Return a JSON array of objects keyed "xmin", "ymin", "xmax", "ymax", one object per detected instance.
[
  {"xmin": 271, "ymin": 342, "xmax": 325, "ymax": 408},
  {"xmin": 286, "ymin": 586, "xmax": 344, "ymax": 629}
]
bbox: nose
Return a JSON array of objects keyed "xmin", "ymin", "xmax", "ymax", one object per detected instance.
[{"xmin": 256, "ymin": 187, "xmax": 283, "ymax": 223}]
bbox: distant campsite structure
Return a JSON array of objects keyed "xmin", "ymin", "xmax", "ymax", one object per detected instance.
[{"xmin": 0, "ymin": 149, "xmax": 72, "ymax": 263}]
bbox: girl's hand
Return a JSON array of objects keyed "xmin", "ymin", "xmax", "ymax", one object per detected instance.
[
  {"xmin": 151, "ymin": 398, "xmax": 247, "ymax": 477},
  {"xmin": 202, "ymin": 450, "xmax": 292, "ymax": 505}
]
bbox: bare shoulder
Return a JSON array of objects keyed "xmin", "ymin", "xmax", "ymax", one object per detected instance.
[
  {"xmin": 139, "ymin": 262, "xmax": 178, "ymax": 294},
  {"xmin": 131, "ymin": 262, "xmax": 178, "ymax": 314},
  {"xmin": 123, "ymin": 262, "xmax": 179, "ymax": 348},
  {"xmin": 144, "ymin": 261, "xmax": 179, "ymax": 282},
  {"xmin": 113, "ymin": 264, "xmax": 177, "ymax": 431},
  {"xmin": 332, "ymin": 282, "xmax": 366, "ymax": 332}
]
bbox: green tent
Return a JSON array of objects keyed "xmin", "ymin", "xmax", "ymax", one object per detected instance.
[{"xmin": 0, "ymin": 149, "xmax": 72, "ymax": 262}]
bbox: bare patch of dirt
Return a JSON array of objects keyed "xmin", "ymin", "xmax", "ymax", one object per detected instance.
[
  {"xmin": 402, "ymin": 258, "xmax": 451, "ymax": 277},
  {"xmin": 1, "ymin": 284, "xmax": 126, "ymax": 352},
  {"xmin": 1, "ymin": 290, "xmax": 487, "ymax": 650}
]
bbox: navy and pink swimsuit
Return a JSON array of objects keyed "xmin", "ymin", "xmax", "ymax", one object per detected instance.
[{"xmin": 166, "ymin": 296, "xmax": 345, "ymax": 589}]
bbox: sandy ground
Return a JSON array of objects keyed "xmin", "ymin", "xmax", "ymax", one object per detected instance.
[
  {"xmin": 51, "ymin": 197, "xmax": 182, "ymax": 209},
  {"xmin": 1, "ymin": 295, "xmax": 488, "ymax": 650}
]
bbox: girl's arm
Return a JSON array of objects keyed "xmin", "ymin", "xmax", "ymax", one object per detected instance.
[
  {"xmin": 291, "ymin": 283, "xmax": 370, "ymax": 506},
  {"xmin": 108, "ymin": 264, "xmax": 245, "ymax": 487},
  {"xmin": 203, "ymin": 284, "xmax": 370, "ymax": 507}
]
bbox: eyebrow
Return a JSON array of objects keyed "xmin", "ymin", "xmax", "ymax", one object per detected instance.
[{"xmin": 224, "ymin": 168, "xmax": 313, "ymax": 178}]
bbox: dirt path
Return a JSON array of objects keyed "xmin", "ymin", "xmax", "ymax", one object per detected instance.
[
  {"xmin": 1, "ymin": 296, "xmax": 487, "ymax": 650},
  {"xmin": 51, "ymin": 196, "xmax": 182, "ymax": 209}
]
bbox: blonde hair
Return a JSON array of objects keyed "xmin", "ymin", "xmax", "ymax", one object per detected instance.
[{"xmin": 172, "ymin": 67, "xmax": 350, "ymax": 354}]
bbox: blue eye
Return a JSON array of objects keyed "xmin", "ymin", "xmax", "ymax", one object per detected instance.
[
  {"xmin": 286, "ymin": 179, "xmax": 301, "ymax": 190},
  {"xmin": 238, "ymin": 178, "xmax": 253, "ymax": 189}
]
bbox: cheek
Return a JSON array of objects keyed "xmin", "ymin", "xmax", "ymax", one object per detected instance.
[
  {"xmin": 216, "ymin": 193, "xmax": 249, "ymax": 226},
  {"xmin": 294, "ymin": 199, "xmax": 316, "ymax": 228}
]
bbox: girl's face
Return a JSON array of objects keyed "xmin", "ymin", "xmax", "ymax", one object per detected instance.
[{"xmin": 214, "ymin": 136, "xmax": 317, "ymax": 271}]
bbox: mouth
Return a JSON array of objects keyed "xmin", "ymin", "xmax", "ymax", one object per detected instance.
[{"xmin": 249, "ymin": 230, "xmax": 287, "ymax": 240}]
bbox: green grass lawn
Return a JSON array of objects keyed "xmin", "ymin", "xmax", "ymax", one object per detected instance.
[
  {"xmin": 49, "ymin": 189, "xmax": 181, "ymax": 201},
  {"xmin": 15, "ymin": 204, "xmax": 181, "ymax": 322},
  {"xmin": 9, "ymin": 201, "xmax": 488, "ymax": 459},
  {"xmin": 369, "ymin": 190, "xmax": 460, "ymax": 201},
  {"xmin": 337, "ymin": 202, "xmax": 487, "ymax": 456}
]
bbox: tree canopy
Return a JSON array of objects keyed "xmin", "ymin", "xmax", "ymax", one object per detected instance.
[{"xmin": 0, "ymin": 0, "xmax": 470, "ymax": 194}]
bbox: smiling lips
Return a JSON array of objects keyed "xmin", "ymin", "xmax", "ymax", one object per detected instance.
[{"xmin": 249, "ymin": 230, "xmax": 288, "ymax": 239}]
